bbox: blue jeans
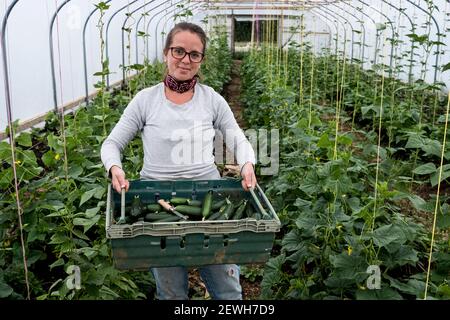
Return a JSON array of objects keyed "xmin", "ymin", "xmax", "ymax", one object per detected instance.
[{"xmin": 151, "ymin": 264, "xmax": 242, "ymax": 300}]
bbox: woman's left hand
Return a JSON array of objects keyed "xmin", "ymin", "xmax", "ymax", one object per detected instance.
[{"xmin": 241, "ymin": 162, "xmax": 257, "ymax": 191}]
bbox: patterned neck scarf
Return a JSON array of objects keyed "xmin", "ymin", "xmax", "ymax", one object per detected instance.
[{"xmin": 164, "ymin": 74, "xmax": 198, "ymax": 94}]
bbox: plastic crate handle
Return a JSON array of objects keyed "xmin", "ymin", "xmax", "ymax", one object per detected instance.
[
  {"xmin": 255, "ymin": 183, "xmax": 280, "ymax": 223},
  {"xmin": 105, "ymin": 184, "xmax": 112, "ymax": 229},
  {"xmin": 117, "ymin": 187, "xmax": 127, "ymax": 224},
  {"xmin": 249, "ymin": 184, "xmax": 270, "ymax": 218}
]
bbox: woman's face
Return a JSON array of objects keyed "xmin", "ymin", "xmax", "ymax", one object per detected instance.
[{"xmin": 164, "ymin": 30, "xmax": 204, "ymax": 82}]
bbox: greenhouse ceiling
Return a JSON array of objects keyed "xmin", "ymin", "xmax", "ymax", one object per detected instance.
[{"xmin": 0, "ymin": 0, "xmax": 449, "ymax": 135}]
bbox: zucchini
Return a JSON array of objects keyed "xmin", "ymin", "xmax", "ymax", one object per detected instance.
[
  {"xmin": 201, "ymin": 190, "xmax": 214, "ymax": 219},
  {"xmin": 175, "ymin": 205, "xmax": 202, "ymax": 216}
]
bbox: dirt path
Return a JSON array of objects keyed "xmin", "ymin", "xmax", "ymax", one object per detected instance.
[
  {"xmin": 222, "ymin": 60, "xmax": 262, "ymax": 300},
  {"xmin": 224, "ymin": 60, "xmax": 247, "ymax": 129}
]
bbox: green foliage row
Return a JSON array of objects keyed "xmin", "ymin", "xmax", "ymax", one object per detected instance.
[
  {"xmin": 0, "ymin": 30, "xmax": 232, "ymax": 300},
  {"xmin": 240, "ymin": 44, "xmax": 450, "ymax": 300}
]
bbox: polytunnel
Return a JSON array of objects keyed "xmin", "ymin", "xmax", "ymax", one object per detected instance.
[{"xmin": 0, "ymin": 0, "xmax": 449, "ymax": 302}]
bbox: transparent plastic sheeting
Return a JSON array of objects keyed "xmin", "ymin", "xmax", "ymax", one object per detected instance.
[{"xmin": 1, "ymin": 0, "xmax": 449, "ymax": 133}]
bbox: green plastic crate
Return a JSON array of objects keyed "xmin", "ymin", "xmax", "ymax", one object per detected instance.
[{"xmin": 105, "ymin": 179, "xmax": 280, "ymax": 270}]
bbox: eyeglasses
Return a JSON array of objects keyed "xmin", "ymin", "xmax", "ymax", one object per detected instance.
[{"xmin": 169, "ymin": 47, "xmax": 204, "ymax": 63}]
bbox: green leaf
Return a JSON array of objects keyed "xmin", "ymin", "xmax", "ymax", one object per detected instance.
[
  {"xmin": 79, "ymin": 188, "xmax": 97, "ymax": 207},
  {"xmin": 328, "ymin": 253, "xmax": 367, "ymax": 281},
  {"xmin": 0, "ymin": 282, "xmax": 13, "ymax": 298},
  {"xmin": 85, "ymin": 207, "xmax": 101, "ymax": 218},
  {"xmin": 405, "ymin": 133, "xmax": 425, "ymax": 149},
  {"xmin": 356, "ymin": 287, "xmax": 403, "ymax": 300},
  {"xmin": 73, "ymin": 215, "xmax": 100, "ymax": 233},
  {"xmin": 72, "ymin": 228, "xmax": 91, "ymax": 240},
  {"xmin": 383, "ymin": 246, "xmax": 419, "ymax": 268},
  {"xmin": 437, "ymin": 210, "xmax": 450, "ymax": 229},
  {"xmin": 47, "ymin": 134, "xmax": 63, "ymax": 153},
  {"xmin": 299, "ymin": 172, "xmax": 320, "ymax": 194},
  {"xmin": 100, "ymin": 285, "xmax": 120, "ymax": 299},
  {"xmin": 375, "ymin": 23, "xmax": 386, "ymax": 31},
  {"xmin": 386, "ymin": 276, "xmax": 426, "ymax": 298},
  {"xmin": 16, "ymin": 132, "xmax": 32, "ymax": 147},
  {"xmin": 68, "ymin": 165, "xmax": 83, "ymax": 179},
  {"xmin": 42, "ymin": 150, "xmax": 57, "ymax": 167},
  {"xmin": 293, "ymin": 197, "xmax": 311, "ymax": 209},
  {"xmin": 430, "ymin": 168, "xmax": 450, "ymax": 187},
  {"xmin": 0, "ymin": 141, "xmax": 12, "ymax": 160},
  {"xmin": 317, "ymin": 133, "xmax": 332, "ymax": 148},
  {"xmin": 406, "ymin": 33, "xmax": 428, "ymax": 44},
  {"xmin": 260, "ymin": 254, "xmax": 286, "ymax": 299},
  {"xmin": 422, "ymin": 140, "xmax": 442, "ymax": 157},
  {"xmin": 0, "ymin": 167, "xmax": 13, "ymax": 189},
  {"xmin": 346, "ymin": 197, "xmax": 361, "ymax": 213},
  {"xmin": 361, "ymin": 105, "xmax": 379, "ymax": 117},
  {"xmin": 413, "ymin": 163, "xmax": 436, "ymax": 175},
  {"xmin": 281, "ymin": 229, "xmax": 304, "ymax": 252},
  {"xmin": 49, "ymin": 258, "xmax": 65, "ymax": 270},
  {"xmin": 408, "ymin": 194, "xmax": 428, "ymax": 211},
  {"xmin": 442, "ymin": 62, "xmax": 450, "ymax": 73},
  {"xmin": 95, "ymin": 2, "xmax": 110, "ymax": 10},
  {"xmin": 372, "ymin": 224, "xmax": 407, "ymax": 248}
]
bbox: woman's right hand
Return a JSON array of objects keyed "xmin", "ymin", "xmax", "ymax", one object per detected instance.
[{"xmin": 110, "ymin": 165, "xmax": 130, "ymax": 193}]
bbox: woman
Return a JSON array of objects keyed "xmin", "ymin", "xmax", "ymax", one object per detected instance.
[{"xmin": 101, "ymin": 22, "xmax": 256, "ymax": 300}]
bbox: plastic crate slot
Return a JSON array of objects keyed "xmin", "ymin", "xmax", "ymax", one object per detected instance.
[
  {"xmin": 223, "ymin": 234, "xmax": 229, "ymax": 247},
  {"xmin": 154, "ymin": 193, "xmax": 160, "ymax": 202},
  {"xmin": 203, "ymin": 235, "xmax": 210, "ymax": 248},
  {"xmin": 160, "ymin": 237, "xmax": 166, "ymax": 249},
  {"xmin": 180, "ymin": 236, "xmax": 186, "ymax": 249}
]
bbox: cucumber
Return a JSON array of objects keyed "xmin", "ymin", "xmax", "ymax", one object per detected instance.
[
  {"xmin": 209, "ymin": 203, "xmax": 228, "ymax": 220},
  {"xmin": 144, "ymin": 212, "xmax": 175, "ymax": 222},
  {"xmin": 232, "ymin": 200, "xmax": 248, "ymax": 220},
  {"xmin": 245, "ymin": 202, "xmax": 255, "ymax": 218},
  {"xmin": 169, "ymin": 197, "xmax": 190, "ymax": 205},
  {"xmin": 130, "ymin": 195, "xmax": 144, "ymax": 217},
  {"xmin": 175, "ymin": 205, "xmax": 202, "ymax": 216},
  {"xmin": 186, "ymin": 199, "xmax": 202, "ymax": 207},
  {"xmin": 211, "ymin": 199, "xmax": 227, "ymax": 211},
  {"xmin": 208, "ymin": 211, "xmax": 223, "ymax": 220},
  {"xmin": 262, "ymin": 212, "xmax": 272, "ymax": 220},
  {"xmin": 153, "ymin": 215, "xmax": 181, "ymax": 223},
  {"xmin": 219, "ymin": 202, "xmax": 234, "ymax": 220},
  {"xmin": 201, "ymin": 190, "xmax": 214, "ymax": 219},
  {"xmin": 146, "ymin": 203, "xmax": 163, "ymax": 212}
]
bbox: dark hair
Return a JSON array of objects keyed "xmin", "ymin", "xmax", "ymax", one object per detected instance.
[{"xmin": 163, "ymin": 22, "xmax": 207, "ymax": 54}]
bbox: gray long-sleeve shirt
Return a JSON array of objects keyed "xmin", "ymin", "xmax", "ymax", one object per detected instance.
[{"xmin": 101, "ymin": 82, "xmax": 255, "ymax": 180}]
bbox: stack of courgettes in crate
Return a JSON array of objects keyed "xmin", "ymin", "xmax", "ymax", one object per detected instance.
[{"xmin": 114, "ymin": 190, "xmax": 271, "ymax": 224}]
